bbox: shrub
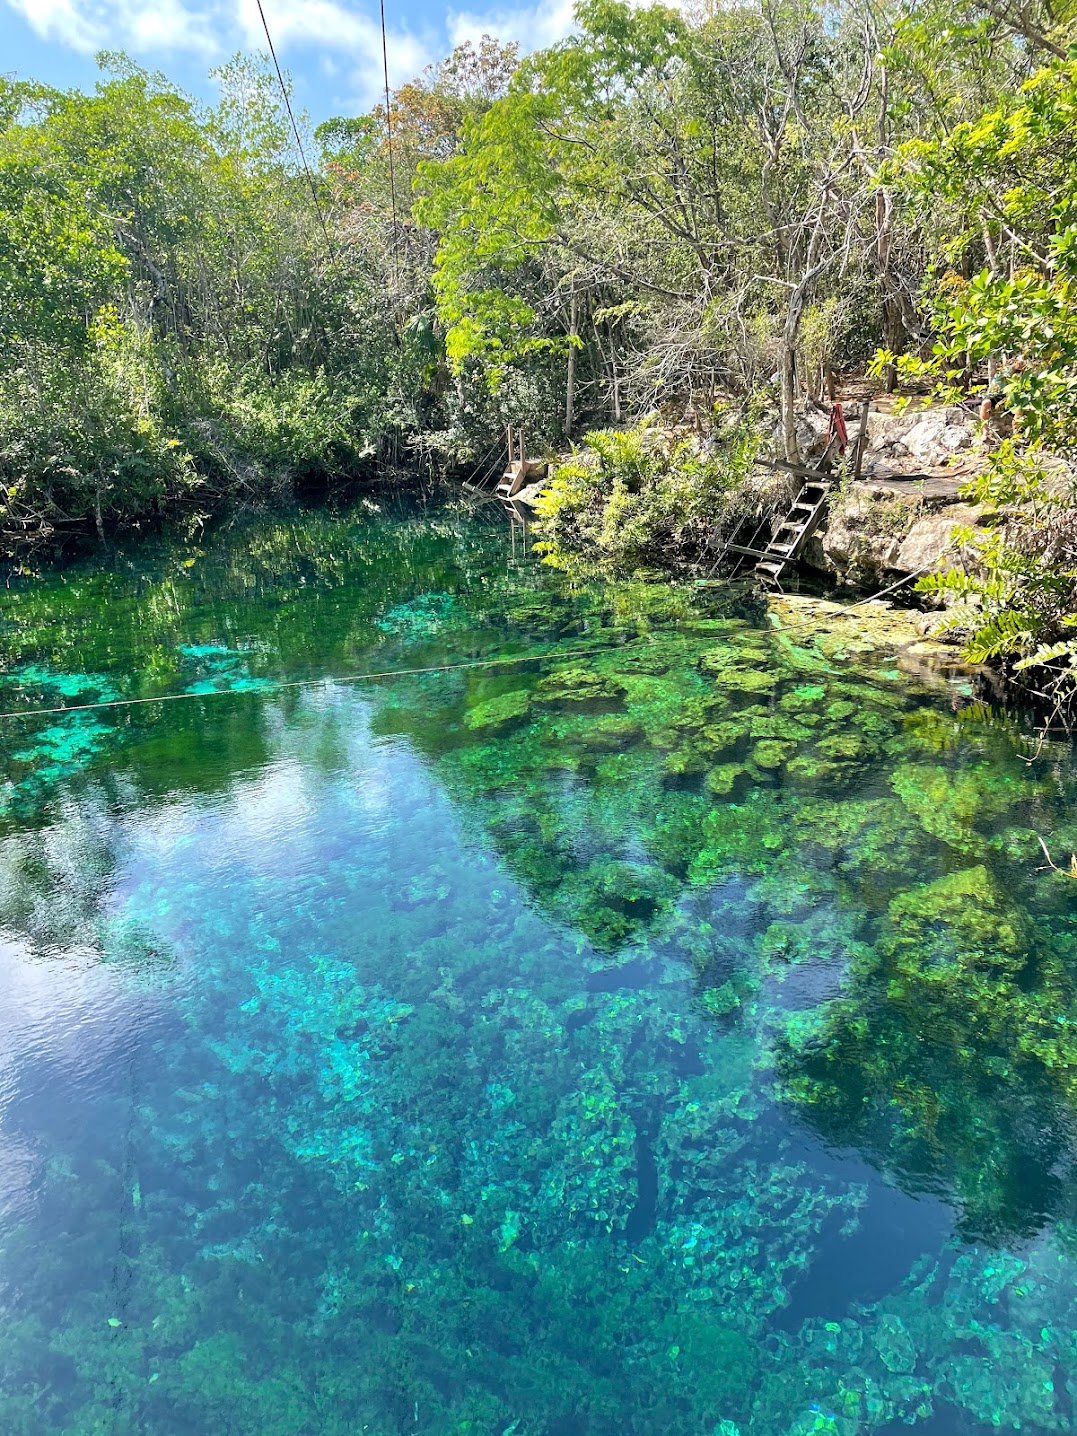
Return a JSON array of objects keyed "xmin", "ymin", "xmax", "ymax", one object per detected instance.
[
  {"xmin": 174, "ymin": 360, "xmax": 373, "ymax": 495},
  {"xmin": 0, "ymin": 322, "xmax": 199, "ymax": 542},
  {"xmin": 918, "ymin": 442, "xmax": 1077, "ymax": 708},
  {"xmin": 533, "ymin": 413, "xmax": 761, "ymax": 571}
]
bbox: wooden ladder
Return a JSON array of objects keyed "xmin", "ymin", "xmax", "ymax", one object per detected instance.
[
  {"xmin": 752, "ymin": 400, "xmax": 869, "ymax": 585},
  {"xmin": 754, "ymin": 475, "xmax": 832, "ymax": 586},
  {"xmin": 711, "ymin": 515, "xmax": 774, "ymax": 577},
  {"xmin": 702, "ymin": 402, "xmax": 870, "ymax": 585},
  {"xmin": 496, "ymin": 425, "xmax": 538, "ymax": 500}
]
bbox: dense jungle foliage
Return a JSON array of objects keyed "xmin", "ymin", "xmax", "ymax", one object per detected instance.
[{"xmin": 2, "ymin": 1, "xmax": 1074, "ymax": 527}]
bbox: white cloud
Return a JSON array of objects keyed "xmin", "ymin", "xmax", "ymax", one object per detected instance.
[
  {"xmin": 234, "ymin": 0, "xmax": 434, "ymax": 103},
  {"xmin": 5, "ymin": 0, "xmax": 106, "ymax": 51},
  {"xmin": 446, "ymin": 0, "xmax": 576, "ymax": 54},
  {"xmin": 3, "ymin": 0, "xmax": 432, "ymax": 106},
  {"xmin": 5, "ymin": 0, "xmax": 217, "ymax": 55},
  {"xmin": 129, "ymin": 0, "xmax": 217, "ymax": 52},
  {"xmin": 3, "ymin": 0, "xmax": 587, "ymax": 111}
]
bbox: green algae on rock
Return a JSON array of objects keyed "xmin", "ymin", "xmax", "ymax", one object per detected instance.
[{"xmin": 463, "ymin": 688, "xmax": 532, "ymax": 731}]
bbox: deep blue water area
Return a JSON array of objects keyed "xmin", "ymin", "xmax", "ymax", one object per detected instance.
[{"xmin": 0, "ymin": 494, "xmax": 1075, "ymax": 1434}]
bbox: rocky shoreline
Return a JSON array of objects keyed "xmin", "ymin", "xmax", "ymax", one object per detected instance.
[
  {"xmin": 503, "ymin": 398, "xmax": 1073, "ymax": 667},
  {"xmin": 781, "ymin": 399, "xmax": 989, "ymax": 586}
]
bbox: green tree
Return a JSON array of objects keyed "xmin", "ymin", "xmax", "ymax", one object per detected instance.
[{"xmin": 885, "ymin": 52, "xmax": 1077, "ymax": 446}]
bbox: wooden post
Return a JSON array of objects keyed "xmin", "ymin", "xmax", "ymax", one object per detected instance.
[
  {"xmin": 605, "ymin": 312, "xmax": 622, "ymax": 423},
  {"xmin": 852, "ymin": 400, "xmax": 871, "ymax": 481},
  {"xmin": 507, "ymin": 423, "xmax": 515, "ymax": 468},
  {"xmin": 565, "ymin": 292, "xmax": 578, "ymax": 439},
  {"xmin": 520, "ymin": 429, "xmax": 527, "ymax": 470}
]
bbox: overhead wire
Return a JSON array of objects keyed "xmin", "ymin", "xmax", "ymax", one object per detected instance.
[
  {"xmin": 378, "ymin": 0, "xmax": 400, "ymax": 282},
  {"xmin": 755, "ymin": 553, "xmax": 950, "ymax": 622},
  {"xmin": 254, "ymin": 0, "xmax": 335, "ymax": 257},
  {"xmin": 0, "ymin": 646, "xmax": 623, "ymax": 722}
]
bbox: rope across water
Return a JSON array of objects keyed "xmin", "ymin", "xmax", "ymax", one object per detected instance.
[
  {"xmin": 0, "ymin": 557, "xmax": 947, "ymax": 723},
  {"xmin": 0, "ymin": 646, "xmax": 621, "ymax": 722}
]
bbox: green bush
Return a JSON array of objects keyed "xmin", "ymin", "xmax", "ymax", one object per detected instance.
[
  {"xmin": 0, "ymin": 337, "xmax": 386, "ymax": 547},
  {"xmin": 880, "ymin": 57, "xmax": 1077, "ymax": 449},
  {"xmin": 175, "ymin": 361, "xmax": 374, "ymax": 493},
  {"xmin": 0, "ymin": 323, "xmax": 198, "ymax": 539},
  {"xmin": 918, "ymin": 442, "xmax": 1077, "ymax": 707},
  {"xmin": 533, "ymin": 414, "xmax": 761, "ymax": 571}
]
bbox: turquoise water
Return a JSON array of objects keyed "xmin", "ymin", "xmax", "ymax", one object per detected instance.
[{"xmin": 0, "ymin": 494, "xmax": 1075, "ymax": 1434}]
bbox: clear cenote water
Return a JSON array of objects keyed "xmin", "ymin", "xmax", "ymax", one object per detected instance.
[{"xmin": 0, "ymin": 492, "xmax": 1075, "ymax": 1435}]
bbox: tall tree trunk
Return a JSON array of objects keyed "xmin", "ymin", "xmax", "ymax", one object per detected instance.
[
  {"xmin": 877, "ymin": 187, "xmax": 900, "ymax": 393},
  {"xmin": 595, "ymin": 306, "xmax": 622, "ymax": 424},
  {"xmin": 565, "ymin": 292, "xmax": 579, "ymax": 439},
  {"xmin": 874, "ymin": 67, "xmax": 902, "ymax": 393},
  {"xmin": 780, "ymin": 205, "xmax": 830, "ymax": 462},
  {"xmin": 779, "ymin": 331, "xmax": 800, "ymax": 463}
]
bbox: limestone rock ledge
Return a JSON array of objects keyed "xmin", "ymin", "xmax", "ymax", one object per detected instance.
[
  {"xmin": 804, "ymin": 401, "xmax": 995, "ymax": 585},
  {"xmin": 766, "ymin": 595, "xmax": 975, "ymax": 684},
  {"xmin": 811, "ymin": 488, "xmax": 988, "ymax": 585}
]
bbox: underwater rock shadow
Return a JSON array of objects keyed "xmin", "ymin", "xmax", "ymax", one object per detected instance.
[{"xmin": 774, "ymin": 1168, "xmax": 955, "ymax": 1332}]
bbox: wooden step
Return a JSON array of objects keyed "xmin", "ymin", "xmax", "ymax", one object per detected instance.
[
  {"xmin": 715, "ymin": 467, "xmax": 832, "ymax": 581},
  {"xmin": 757, "ymin": 459, "xmax": 834, "ymax": 479},
  {"xmin": 725, "ymin": 542, "xmax": 773, "ymax": 560}
]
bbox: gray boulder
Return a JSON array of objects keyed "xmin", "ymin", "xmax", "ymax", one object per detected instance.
[{"xmin": 894, "ymin": 504, "xmax": 987, "ymax": 574}]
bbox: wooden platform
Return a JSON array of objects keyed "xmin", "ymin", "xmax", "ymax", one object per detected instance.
[{"xmin": 496, "ymin": 458, "xmax": 547, "ymax": 500}]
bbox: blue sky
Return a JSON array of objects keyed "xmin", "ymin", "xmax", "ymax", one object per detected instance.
[{"xmin": 1, "ymin": 0, "xmax": 577, "ymax": 124}]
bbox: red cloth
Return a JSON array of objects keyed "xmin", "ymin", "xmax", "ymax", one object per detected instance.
[{"xmin": 828, "ymin": 403, "xmax": 848, "ymax": 454}]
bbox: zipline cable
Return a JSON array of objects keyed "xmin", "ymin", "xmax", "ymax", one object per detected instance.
[
  {"xmin": 0, "ymin": 646, "xmax": 623, "ymax": 722},
  {"xmin": 757, "ymin": 553, "xmax": 949, "ymax": 620},
  {"xmin": 379, "ymin": 0, "xmax": 400, "ymax": 282},
  {"xmin": 254, "ymin": 0, "xmax": 335, "ymax": 257}
]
